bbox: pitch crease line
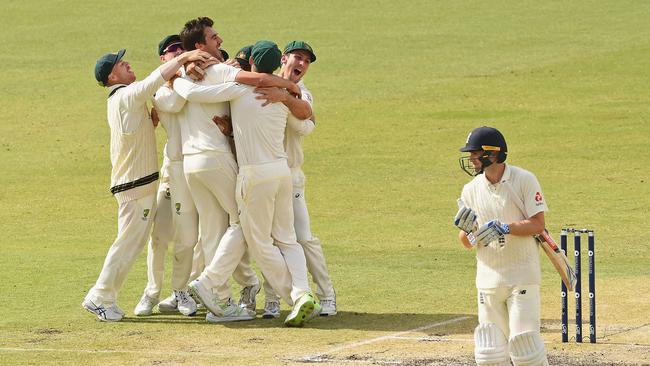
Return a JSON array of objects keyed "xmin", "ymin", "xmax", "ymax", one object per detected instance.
[{"xmin": 302, "ymin": 315, "xmax": 472, "ymax": 361}]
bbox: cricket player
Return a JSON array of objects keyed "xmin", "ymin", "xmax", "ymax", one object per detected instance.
[
  {"xmin": 454, "ymin": 126, "xmax": 549, "ymax": 365},
  {"xmin": 133, "ymin": 35, "xmax": 199, "ymax": 317},
  {"xmin": 184, "ymin": 40, "xmax": 320, "ymax": 327},
  {"xmin": 172, "ymin": 17, "xmax": 310, "ymax": 321},
  {"xmin": 256, "ymin": 41, "xmax": 337, "ymax": 318},
  {"xmin": 83, "ymin": 47, "xmax": 212, "ymax": 322}
]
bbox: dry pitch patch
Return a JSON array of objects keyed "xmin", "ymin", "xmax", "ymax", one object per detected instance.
[{"xmin": 3, "ymin": 316, "xmax": 649, "ymax": 365}]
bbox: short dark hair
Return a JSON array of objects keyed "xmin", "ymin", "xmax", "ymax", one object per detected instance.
[{"xmin": 180, "ymin": 17, "xmax": 213, "ymax": 51}]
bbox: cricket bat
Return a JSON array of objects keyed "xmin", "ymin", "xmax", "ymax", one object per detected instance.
[{"xmin": 535, "ymin": 229, "xmax": 577, "ymax": 291}]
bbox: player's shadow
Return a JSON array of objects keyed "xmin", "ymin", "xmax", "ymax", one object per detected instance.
[{"xmin": 122, "ymin": 311, "xmax": 477, "ymax": 334}]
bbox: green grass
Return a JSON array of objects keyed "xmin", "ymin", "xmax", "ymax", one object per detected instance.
[{"xmin": 1, "ymin": 1, "xmax": 650, "ymax": 365}]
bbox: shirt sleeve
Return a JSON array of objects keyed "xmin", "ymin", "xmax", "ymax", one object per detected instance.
[
  {"xmin": 153, "ymin": 85, "xmax": 186, "ymax": 113},
  {"xmin": 286, "ymin": 114, "xmax": 315, "ymax": 136},
  {"xmin": 521, "ymin": 171, "xmax": 548, "ymax": 218},
  {"xmin": 173, "ymin": 78, "xmax": 248, "ymax": 103},
  {"xmin": 204, "ymin": 63, "xmax": 241, "ymax": 85},
  {"xmin": 120, "ymin": 66, "xmax": 165, "ymax": 109}
]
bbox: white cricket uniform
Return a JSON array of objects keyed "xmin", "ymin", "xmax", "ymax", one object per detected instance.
[
  {"xmin": 460, "ymin": 164, "xmax": 548, "ymax": 339},
  {"xmin": 263, "ymin": 81, "xmax": 335, "ymax": 303},
  {"xmin": 172, "ymin": 64, "xmax": 259, "ymax": 294},
  {"xmin": 141, "ymin": 85, "xmax": 199, "ymax": 298},
  {"xmin": 85, "ymin": 67, "xmax": 165, "ymax": 306}
]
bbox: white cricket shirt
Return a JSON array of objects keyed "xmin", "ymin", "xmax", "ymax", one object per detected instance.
[
  {"xmin": 230, "ymin": 86, "xmax": 290, "ymax": 166},
  {"xmin": 285, "ymin": 80, "xmax": 315, "ymax": 169},
  {"xmin": 171, "ymin": 64, "xmax": 240, "ymax": 155},
  {"xmin": 153, "ymin": 85, "xmax": 186, "ymax": 162},
  {"xmin": 460, "ymin": 164, "xmax": 548, "ymax": 288},
  {"xmin": 106, "ymin": 67, "xmax": 164, "ymax": 203}
]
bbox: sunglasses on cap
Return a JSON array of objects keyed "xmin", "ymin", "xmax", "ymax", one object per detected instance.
[{"xmin": 164, "ymin": 43, "xmax": 183, "ymax": 54}]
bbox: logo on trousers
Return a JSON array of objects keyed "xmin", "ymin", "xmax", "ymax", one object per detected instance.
[
  {"xmin": 142, "ymin": 209, "xmax": 150, "ymax": 221},
  {"xmin": 175, "ymin": 203, "xmax": 181, "ymax": 215}
]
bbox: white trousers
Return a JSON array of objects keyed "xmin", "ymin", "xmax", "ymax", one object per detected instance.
[
  {"xmin": 184, "ymin": 152, "xmax": 258, "ymax": 290},
  {"xmin": 86, "ymin": 193, "xmax": 156, "ymax": 305},
  {"xmin": 144, "ymin": 161, "xmax": 199, "ymax": 298},
  {"xmin": 237, "ymin": 160, "xmax": 310, "ymax": 305},
  {"xmin": 477, "ymin": 285, "xmax": 541, "ymax": 339},
  {"xmin": 264, "ymin": 168, "xmax": 335, "ymax": 302}
]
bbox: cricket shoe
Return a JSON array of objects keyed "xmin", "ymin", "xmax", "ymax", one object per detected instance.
[
  {"xmin": 134, "ymin": 293, "xmax": 158, "ymax": 316},
  {"xmin": 157, "ymin": 293, "xmax": 178, "ymax": 313},
  {"xmin": 174, "ymin": 289, "xmax": 197, "ymax": 316},
  {"xmin": 284, "ymin": 293, "xmax": 317, "ymax": 327},
  {"xmin": 262, "ymin": 300, "xmax": 281, "ymax": 319},
  {"xmin": 82, "ymin": 299, "xmax": 123, "ymax": 322},
  {"xmin": 188, "ymin": 280, "xmax": 222, "ymax": 317},
  {"xmin": 205, "ymin": 299, "xmax": 256, "ymax": 323},
  {"xmin": 238, "ymin": 283, "xmax": 261, "ymax": 312},
  {"xmin": 110, "ymin": 303, "xmax": 126, "ymax": 316},
  {"xmin": 320, "ymin": 293, "xmax": 337, "ymax": 316}
]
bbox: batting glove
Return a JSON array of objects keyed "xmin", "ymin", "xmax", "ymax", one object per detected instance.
[
  {"xmin": 454, "ymin": 206, "xmax": 477, "ymax": 233},
  {"xmin": 476, "ymin": 220, "xmax": 510, "ymax": 247}
]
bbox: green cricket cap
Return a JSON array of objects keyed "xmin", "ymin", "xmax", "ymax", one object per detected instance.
[
  {"xmin": 235, "ymin": 45, "xmax": 253, "ymax": 70},
  {"xmin": 95, "ymin": 49, "xmax": 126, "ymax": 86},
  {"xmin": 283, "ymin": 40, "xmax": 316, "ymax": 63},
  {"xmin": 251, "ymin": 40, "xmax": 281, "ymax": 73},
  {"xmin": 158, "ymin": 34, "xmax": 182, "ymax": 56},
  {"xmin": 220, "ymin": 48, "xmax": 230, "ymax": 61}
]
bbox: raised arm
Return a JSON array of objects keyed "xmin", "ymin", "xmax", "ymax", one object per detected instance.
[
  {"xmin": 173, "ymin": 78, "xmax": 248, "ymax": 103},
  {"xmin": 287, "ymin": 114, "xmax": 315, "ymax": 136},
  {"xmin": 253, "ymin": 87, "xmax": 312, "ymax": 119},
  {"xmin": 153, "ymin": 85, "xmax": 186, "ymax": 113}
]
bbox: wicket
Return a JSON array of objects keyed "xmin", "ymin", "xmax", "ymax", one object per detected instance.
[{"xmin": 560, "ymin": 228, "xmax": 596, "ymax": 343}]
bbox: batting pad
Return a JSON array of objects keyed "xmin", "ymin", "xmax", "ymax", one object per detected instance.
[
  {"xmin": 509, "ymin": 331, "xmax": 549, "ymax": 366},
  {"xmin": 474, "ymin": 323, "xmax": 510, "ymax": 366}
]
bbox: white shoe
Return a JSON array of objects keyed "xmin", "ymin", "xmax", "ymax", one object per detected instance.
[
  {"xmin": 82, "ymin": 299, "xmax": 123, "ymax": 322},
  {"xmin": 175, "ymin": 289, "xmax": 197, "ymax": 316},
  {"xmin": 188, "ymin": 280, "xmax": 222, "ymax": 316},
  {"xmin": 320, "ymin": 294, "xmax": 337, "ymax": 316},
  {"xmin": 157, "ymin": 293, "xmax": 178, "ymax": 313},
  {"xmin": 262, "ymin": 300, "xmax": 281, "ymax": 319},
  {"xmin": 205, "ymin": 299, "xmax": 256, "ymax": 323},
  {"xmin": 134, "ymin": 294, "xmax": 158, "ymax": 316},
  {"xmin": 238, "ymin": 283, "xmax": 261, "ymax": 312},
  {"xmin": 110, "ymin": 303, "xmax": 126, "ymax": 316}
]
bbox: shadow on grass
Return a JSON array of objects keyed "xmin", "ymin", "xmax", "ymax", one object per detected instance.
[{"xmin": 120, "ymin": 311, "xmax": 477, "ymax": 333}]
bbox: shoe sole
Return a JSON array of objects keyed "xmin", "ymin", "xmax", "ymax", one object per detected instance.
[
  {"xmin": 262, "ymin": 313, "xmax": 280, "ymax": 319},
  {"xmin": 284, "ymin": 298, "xmax": 315, "ymax": 327}
]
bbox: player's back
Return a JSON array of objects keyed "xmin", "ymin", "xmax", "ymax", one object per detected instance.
[{"xmin": 230, "ymin": 86, "xmax": 289, "ymax": 166}]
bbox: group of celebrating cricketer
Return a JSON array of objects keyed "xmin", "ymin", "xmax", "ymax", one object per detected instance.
[
  {"xmin": 82, "ymin": 16, "xmax": 336, "ymax": 328},
  {"xmin": 83, "ymin": 14, "xmax": 552, "ymax": 366}
]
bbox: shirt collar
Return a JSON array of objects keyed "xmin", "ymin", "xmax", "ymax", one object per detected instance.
[{"xmin": 107, "ymin": 83, "xmax": 128, "ymax": 98}]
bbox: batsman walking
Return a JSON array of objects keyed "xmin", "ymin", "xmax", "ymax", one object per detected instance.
[{"xmin": 454, "ymin": 126, "xmax": 550, "ymax": 365}]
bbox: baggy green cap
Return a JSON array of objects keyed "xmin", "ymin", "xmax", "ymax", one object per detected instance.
[
  {"xmin": 158, "ymin": 34, "xmax": 182, "ymax": 56},
  {"xmin": 283, "ymin": 40, "xmax": 316, "ymax": 63},
  {"xmin": 235, "ymin": 45, "xmax": 253, "ymax": 70},
  {"xmin": 94, "ymin": 49, "xmax": 126, "ymax": 86},
  {"xmin": 251, "ymin": 40, "xmax": 281, "ymax": 73}
]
